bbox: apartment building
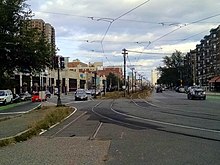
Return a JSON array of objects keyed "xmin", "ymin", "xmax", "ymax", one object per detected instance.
[
  {"xmin": 186, "ymin": 25, "xmax": 220, "ymax": 90},
  {"xmin": 30, "ymin": 19, "xmax": 56, "ymax": 47}
]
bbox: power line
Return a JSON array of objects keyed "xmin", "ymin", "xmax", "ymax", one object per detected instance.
[
  {"xmin": 99, "ymin": 0, "xmax": 150, "ymax": 43},
  {"xmin": 114, "ymin": 0, "xmax": 150, "ymax": 21},
  {"xmin": 148, "ymin": 13, "xmax": 220, "ymax": 46}
]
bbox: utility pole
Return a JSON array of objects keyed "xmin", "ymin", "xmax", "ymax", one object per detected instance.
[
  {"xmin": 134, "ymin": 71, "xmax": 137, "ymax": 92},
  {"xmin": 122, "ymin": 48, "xmax": 128, "ymax": 97},
  {"xmin": 131, "ymin": 68, "xmax": 134, "ymax": 93},
  {"xmin": 94, "ymin": 71, "xmax": 97, "ymax": 99},
  {"xmin": 127, "ymin": 76, "xmax": 130, "ymax": 95}
]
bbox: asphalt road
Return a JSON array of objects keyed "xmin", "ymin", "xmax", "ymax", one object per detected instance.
[{"xmin": 1, "ymin": 91, "xmax": 220, "ymax": 165}]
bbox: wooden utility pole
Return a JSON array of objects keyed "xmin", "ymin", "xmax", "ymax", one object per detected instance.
[{"xmin": 122, "ymin": 49, "xmax": 128, "ymax": 97}]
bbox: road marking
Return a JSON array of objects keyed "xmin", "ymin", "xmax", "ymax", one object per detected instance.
[
  {"xmin": 120, "ymin": 132, "xmax": 125, "ymax": 139},
  {"xmin": 50, "ymin": 111, "xmax": 87, "ymax": 137},
  {"xmin": 91, "ymin": 101, "xmax": 145, "ymax": 129},
  {"xmin": 39, "ymin": 107, "xmax": 77, "ymax": 135},
  {"xmin": 110, "ymin": 101, "xmax": 220, "ymax": 134},
  {"xmin": 90, "ymin": 122, "xmax": 103, "ymax": 140}
]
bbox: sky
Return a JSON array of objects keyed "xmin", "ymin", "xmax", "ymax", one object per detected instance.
[{"xmin": 27, "ymin": 0, "xmax": 220, "ymax": 81}]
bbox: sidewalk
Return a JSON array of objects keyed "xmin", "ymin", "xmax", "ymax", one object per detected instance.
[{"xmin": 206, "ymin": 91, "xmax": 220, "ymax": 96}]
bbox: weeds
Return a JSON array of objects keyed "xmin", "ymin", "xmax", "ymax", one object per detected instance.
[{"xmin": 0, "ymin": 106, "xmax": 73, "ymax": 147}]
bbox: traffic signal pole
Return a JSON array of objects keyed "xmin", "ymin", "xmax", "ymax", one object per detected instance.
[{"xmin": 57, "ymin": 56, "xmax": 62, "ymax": 106}]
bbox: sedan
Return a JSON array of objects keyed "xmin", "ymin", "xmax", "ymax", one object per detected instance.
[
  {"xmin": 20, "ymin": 92, "xmax": 32, "ymax": 101},
  {"xmin": 75, "ymin": 89, "xmax": 88, "ymax": 101}
]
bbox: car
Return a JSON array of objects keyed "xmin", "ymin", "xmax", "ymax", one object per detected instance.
[
  {"xmin": 19, "ymin": 92, "xmax": 32, "ymax": 101},
  {"xmin": 0, "ymin": 89, "xmax": 13, "ymax": 105},
  {"xmin": 187, "ymin": 86, "xmax": 206, "ymax": 100},
  {"xmin": 32, "ymin": 91, "xmax": 47, "ymax": 102},
  {"xmin": 12, "ymin": 94, "xmax": 21, "ymax": 103},
  {"xmin": 75, "ymin": 89, "xmax": 88, "ymax": 101},
  {"xmin": 176, "ymin": 86, "xmax": 185, "ymax": 93},
  {"xmin": 156, "ymin": 86, "xmax": 162, "ymax": 93},
  {"xmin": 45, "ymin": 91, "xmax": 51, "ymax": 98}
]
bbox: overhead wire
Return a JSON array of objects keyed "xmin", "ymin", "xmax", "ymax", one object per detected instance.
[{"xmin": 97, "ymin": 0, "xmax": 151, "ymax": 66}]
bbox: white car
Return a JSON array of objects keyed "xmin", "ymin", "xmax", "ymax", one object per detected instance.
[{"xmin": 0, "ymin": 89, "xmax": 13, "ymax": 105}]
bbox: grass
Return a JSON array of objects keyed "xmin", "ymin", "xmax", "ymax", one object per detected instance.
[
  {"xmin": 0, "ymin": 102, "xmax": 26, "ymax": 111},
  {"xmin": 99, "ymin": 88, "xmax": 152, "ymax": 100},
  {"xmin": 0, "ymin": 106, "xmax": 73, "ymax": 147}
]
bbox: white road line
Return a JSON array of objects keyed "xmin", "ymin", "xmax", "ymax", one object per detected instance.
[
  {"xmin": 111, "ymin": 101, "xmax": 220, "ymax": 134},
  {"xmin": 91, "ymin": 101, "xmax": 146, "ymax": 129},
  {"xmin": 91, "ymin": 122, "xmax": 103, "ymax": 139},
  {"xmin": 50, "ymin": 111, "xmax": 87, "ymax": 137},
  {"xmin": 40, "ymin": 107, "xmax": 77, "ymax": 135}
]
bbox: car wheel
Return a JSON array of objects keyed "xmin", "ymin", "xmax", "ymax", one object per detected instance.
[{"xmin": 188, "ymin": 94, "xmax": 192, "ymax": 100}]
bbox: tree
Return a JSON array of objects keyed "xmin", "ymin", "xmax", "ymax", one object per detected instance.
[
  {"xmin": 106, "ymin": 72, "xmax": 122, "ymax": 91},
  {"xmin": 0, "ymin": 0, "xmax": 55, "ymax": 89},
  {"xmin": 157, "ymin": 50, "xmax": 186, "ymax": 87}
]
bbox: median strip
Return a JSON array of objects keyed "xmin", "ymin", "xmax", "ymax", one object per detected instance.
[{"xmin": 0, "ymin": 106, "xmax": 74, "ymax": 147}]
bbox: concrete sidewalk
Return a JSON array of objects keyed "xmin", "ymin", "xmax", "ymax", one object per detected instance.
[{"xmin": 206, "ymin": 91, "xmax": 220, "ymax": 96}]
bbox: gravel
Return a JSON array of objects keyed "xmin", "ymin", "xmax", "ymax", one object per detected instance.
[{"xmin": 0, "ymin": 136, "xmax": 110, "ymax": 165}]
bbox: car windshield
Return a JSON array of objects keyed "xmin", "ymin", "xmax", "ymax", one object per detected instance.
[
  {"xmin": 76, "ymin": 91, "xmax": 85, "ymax": 94},
  {"xmin": 0, "ymin": 91, "xmax": 5, "ymax": 96}
]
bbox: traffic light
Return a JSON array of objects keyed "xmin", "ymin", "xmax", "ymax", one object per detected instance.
[
  {"xmin": 53, "ymin": 56, "xmax": 59, "ymax": 69},
  {"xmin": 60, "ymin": 57, "xmax": 65, "ymax": 69}
]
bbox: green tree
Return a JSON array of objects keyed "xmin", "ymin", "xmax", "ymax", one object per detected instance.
[
  {"xmin": 0, "ymin": 0, "xmax": 55, "ymax": 89},
  {"xmin": 106, "ymin": 72, "xmax": 122, "ymax": 91},
  {"xmin": 157, "ymin": 50, "xmax": 186, "ymax": 87}
]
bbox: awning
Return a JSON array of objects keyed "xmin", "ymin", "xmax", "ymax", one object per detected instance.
[{"xmin": 209, "ymin": 76, "xmax": 220, "ymax": 83}]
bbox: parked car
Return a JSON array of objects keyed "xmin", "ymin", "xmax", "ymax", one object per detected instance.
[
  {"xmin": 75, "ymin": 89, "xmax": 88, "ymax": 101},
  {"xmin": 187, "ymin": 86, "xmax": 206, "ymax": 100},
  {"xmin": 12, "ymin": 94, "xmax": 21, "ymax": 103},
  {"xmin": 176, "ymin": 86, "xmax": 185, "ymax": 93},
  {"xmin": 156, "ymin": 86, "xmax": 162, "ymax": 93},
  {"xmin": 32, "ymin": 91, "xmax": 47, "ymax": 102},
  {"xmin": 20, "ymin": 92, "xmax": 32, "ymax": 101},
  {"xmin": 0, "ymin": 89, "xmax": 13, "ymax": 105},
  {"xmin": 45, "ymin": 91, "xmax": 51, "ymax": 98}
]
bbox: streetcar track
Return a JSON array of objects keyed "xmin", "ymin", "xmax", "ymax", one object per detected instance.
[
  {"xmin": 91, "ymin": 99, "xmax": 220, "ymax": 141},
  {"xmin": 49, "ymin": 111, "xmax": 87, "ymax": 138},
  {"xmin": 111, "ymin": 100, "xmax": 220, "ymax": 134},
  {"xmin": 130, "ymin": 94, "xmax": 220, "ymax": 122}
]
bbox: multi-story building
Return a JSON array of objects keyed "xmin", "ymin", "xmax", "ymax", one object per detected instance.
[
  {"xmin": 151, "ymin": 69, "xmax": 159, "ymax": 86},
  {"xmin": 30, "ymin": 19, "xmax": 56, "ymax": 48},
  {"xmin": 186, "ymin": 25, "xmax": 220, "ymax": 90}
]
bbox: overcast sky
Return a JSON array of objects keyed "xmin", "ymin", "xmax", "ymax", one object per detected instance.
[{"xmin": 27, "ymin": 0, "xmax": 220, "ymax": 80}]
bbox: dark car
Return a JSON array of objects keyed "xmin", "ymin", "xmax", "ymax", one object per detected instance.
[
  {"xmin": 156, "ymin": 86, "xmax": 162, "ymax": 93},
  {"xmin": 12, "ymin": 94, "xmax": 21, "ymax": 103},
  {"xmin": 75, "ymin": 89, "xmax": 88, "ymax": 101},
  {"xmin": 187, "ymin": 86, "xmax": 206, "ymax": 100},
  {"xmin": 19, "ymin": 92, "xmax": 32, "ymax": 101}
]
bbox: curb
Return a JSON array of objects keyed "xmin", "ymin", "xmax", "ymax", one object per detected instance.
[
  {"xmin": 39, "ymin": 106, "xmax": 77, "ymax": 135},
  {"xmin": 0, "ymin": 103, "xmax": 42, "ymax": 143},
  {"xmin": 0, "ymin": 103, "xmax": 42, "ymax": 115},
  {"xmin": 0, "ymin": 105, "xmax": 77, "ymax": 147}
]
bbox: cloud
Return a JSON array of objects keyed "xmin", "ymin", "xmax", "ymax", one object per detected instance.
[{"xmin": 28, "ymin": 0, "xmax": 220, "ymax": 80}]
